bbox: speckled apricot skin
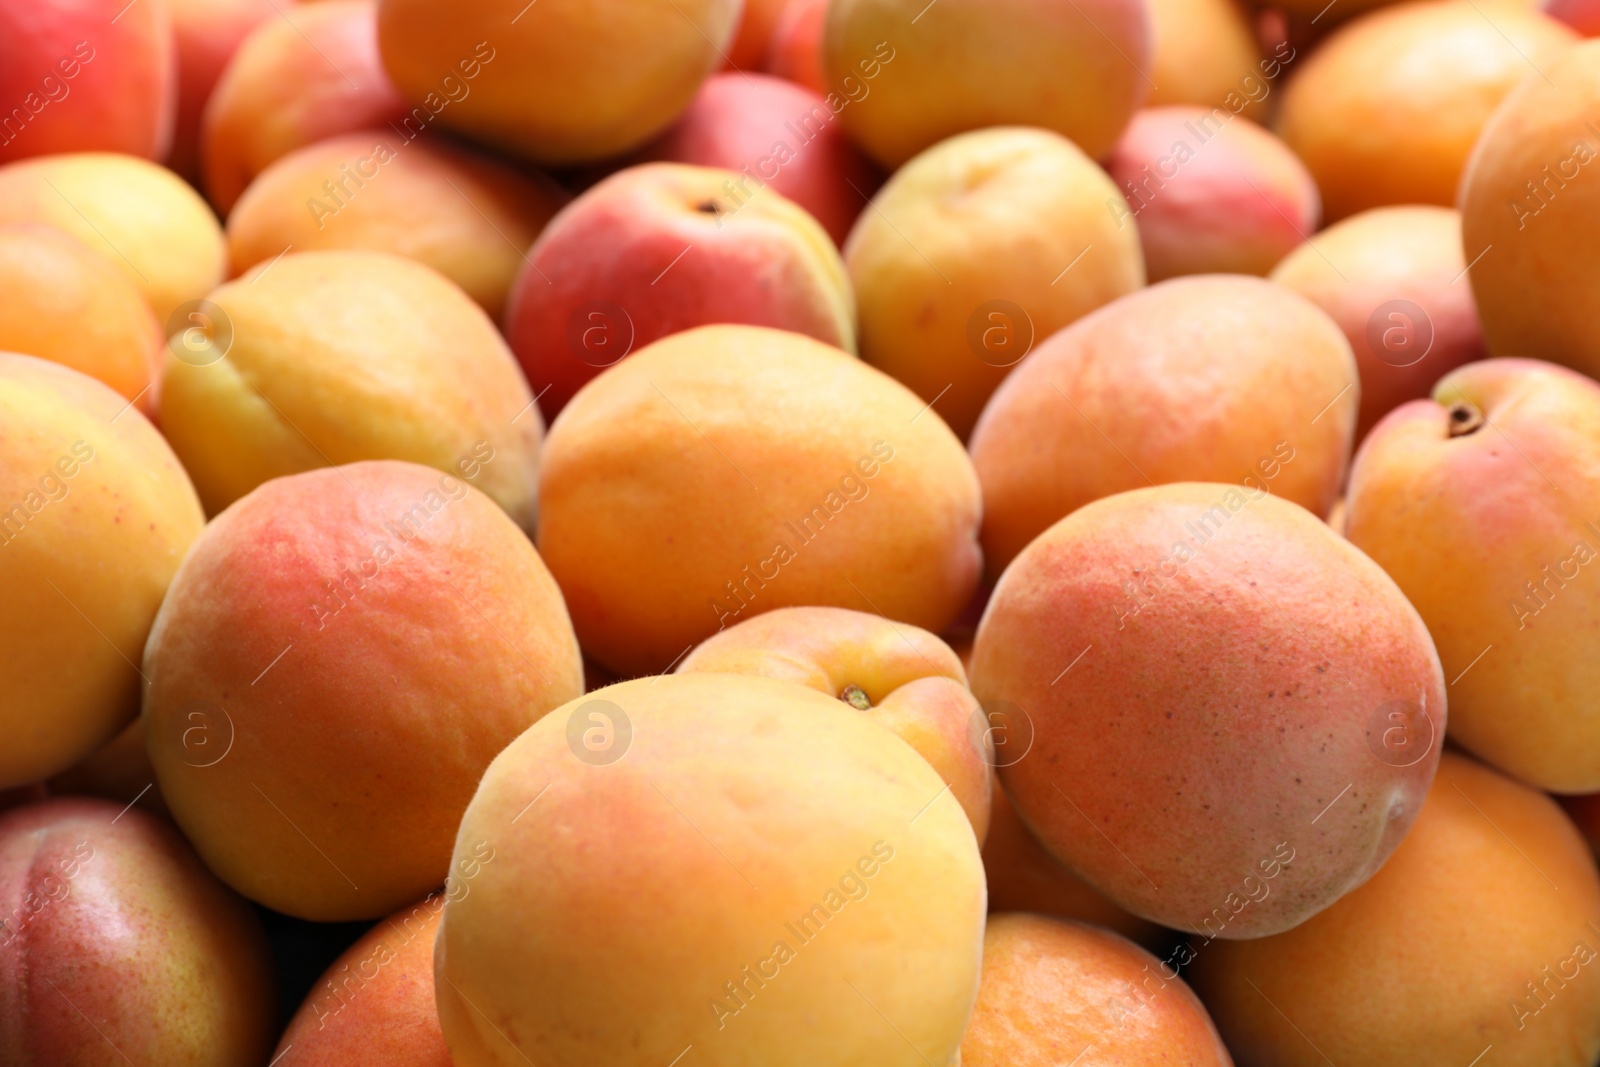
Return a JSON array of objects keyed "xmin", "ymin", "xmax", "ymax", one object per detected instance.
[{"xmin": 970, "ymin": 483, "xmax": 1446, "ymax": 937}]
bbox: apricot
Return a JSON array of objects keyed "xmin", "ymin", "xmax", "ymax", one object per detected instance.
[
  {"xmin": 846, "ymin": 126, "xmax": 1144, "ymax": 440},
  {"xmin": 158, "ymin": 249, "xmax": 542, "ymax": 527},
  {"xmin": 274, "ymin": 893, "xmax": 452, "ymax": 1066},
  {"xmin": 142, "ymin": 461, "xmax": 584, "ymax": 920},
  {"xmin": 167, "ymin": 0, "xmax": 278, "ymax": 180},
  {"xmin": 504, "ymin": 163, "xmax": 855, "ymax": 420},
  {"xmin": 1346, "ymin": 358, "xmax": 1600, "ymax": 792},
  {"xmin": 1277, "ymin": 0, "xmax": 1578, "ymax": 220},
  {"xmin": 1272, "ymin": 206, "xmax": 1486, "ymax": 438},
  {"xmin": 434, "ymin": 673, "xmax": 985, "ymax": 1067},
  {"xmin": 1107, "ymin": 107, "xmax": 1319, "ymax": 281},
  {"xmin": 538, "ymin": 324, "xmax": 981, "ymax": 677},
  {"xmin": 227, "ymin": 131, "xmax": 565, "ymax": 319},
  {"xmin": 1545, "ymin": 0, "xmax": 1600, "ymax": 32},
  {"xmin": 1460, "ymin": 39, "xmax": 1600, "ymax": 375},
  {"xmin": 765, "ymin": 0, "xmax": 829, "ymax": 95},
  {"xmin": 0, "ymin": 152, "xmax": 225, "ymax": 322},
  {"xmin": 0, "ymin": 223, "xmax": 162, "ymax": 414},
  {"xmin": 1189, "ymin": 753, "xmax": 1600, "ymax": 1066},
  {"xmin": 376, "ymin": 0, "xmax": 740, "ymax": 164},
  {"xmin": 823, "ymin": 0, "xmax": 1150, "ymax": 168},
  {"xmin": 971, "ymin": 483, "xmax": 1447, "ymax": 936},
  {"xmin": 969, "ymin": 276, "xmax": 1357, "ymax": 578},
  {"xmin": 0, "ymin": 0, "xmax": 175, "ymax": 164},
  {"xmin": 637, "ymin": 72, "xmax": 882, "ymax": 246},
  {"xmin": 0, "ymin": 355, "xmax": 203, "ymax": 789},
  {"xmin": 203, "ymin": 0, "xmax": 409, "ymax": 214},
  {"xmin": 728, "ymin": 0, "xmax": 791, "ymax": 69},
  {"xmin": 678, "ymin": 605, "xmax": 993, "ymax": 839},
  {"xmin": 1146, "ymin": 0, "xmax": 1265, "ymax": 118},
  {"xmin": 984, "ymin": 786, "xmax": 1163, "ymax": 947},
  {"xmin": 962, "ymin": 914, "xmax": 1232, "ymax": 1067},
  {"xmin": 0, "ymin": 798, "xmax": 276, "ymax": 1064}
]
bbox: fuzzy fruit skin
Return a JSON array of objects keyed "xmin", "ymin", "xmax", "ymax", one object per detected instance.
[
  {"xmin": 141, "ymin": 461, "xmax": 583, "ymax": 921},
  {"xmin": 503, "ymin": 162, "xmax": 856, "ymax": 421},
  {"xmin": 0, "ymin": 797, "xmax": 276, "ymax": 1066},
  {"xmin": 1346, "ymin": 358, "xmax": 1600, "ymax": 792},
  {"xmin": 0, "ymin": 0, "xmax": 176, "ymax": 164},
  {"xmin": 273, "ymin": 894, "xmax": 453, "ymax": 1066},
  {"xmin": 1271, "ymin": 206, "xmax": 1485, "ymax": 439},
  {"xmin": 961, "ymin": 914, "xmax": 1233, "ymax": 1067},
  {"xmin": 0, "ymin": 355, "xmax": 203, "ymax": 789},
  {"xmin": 0, "ymin": 152, "xmax": 225, "ymax": 323},
  {"xmin": 1190, "ymin": 753, "xmax": 1600, "ymax": 1067},
  {"xmin": 377, "ymin": 0, "xmax": 740, "ymax": 165},
  {"xmin": 434, "ymin": 672, "xmax": 986, "ymax": 1067},
  {"xmin": 678, "ymin": 605, "xmax": 994, "ymax": 839},
  {"xmin": 538, "ymin": 324, "xmax": 981, "ymax": 678},
  {"xmin": 970, "ymin": 275, "xmax": 1357, "ymax": 580},
  {"xmin": 971, "ymin": 482, "xmax": 1446, "ymax": 938},
  {"xmin": 1278, "ymin": 0, "xmax": 1578, "ymax": 221},
  {"xmin": 0, "ymin": 223, "xmax": 162, "ymax": 415},
  {"xmin": 1460, "ymin": 38, "xmax": 1600, "ymax": 378},
  {"xmin": 158, "ymin": 249, "xmax": 543, "ymax": 528},
  {"xmin": 823, "ymin": 0, "xmax": 1150, "ymax": 169},
  {"xmin": 202, "ymin": 0, "xmax": 409, "ymax": 215},
  {"xmin": 846, "ymin": 126, "xmax": 1145, "ymax": 440},
  {"xmin": 226, "ymin": 131, "xmax": 565, "ymax": 320}
]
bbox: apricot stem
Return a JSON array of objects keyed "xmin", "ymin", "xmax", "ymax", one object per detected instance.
[
  {"xmin": 1446, "ymin": 400, "xmax": 1485, "ymax": 437},
  {"xmin": 840, "ymin": 685, "xmax": 872, "ymax": 711}
]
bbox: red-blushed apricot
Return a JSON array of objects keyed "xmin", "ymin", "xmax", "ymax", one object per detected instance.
[
  {"xmin": 678, "ymin": 606, "xmax": 993, "ymax": 839},
  {"xmin": 1189, "ymin": 753, "xmax": 1600, "ymax": 1066},
  {"xmin": 1546, "ymin": 0, "xmax": 1600, "ymax": 32},
  {"xmin": 962, "ymin": 914, "xmax": 1233, "ymax": 1067},
  {"xmin": 377, "ymin": 0, "xmax": 740, "ymax": 165},
  {"xmin": 765, "ymin": 0, "xmax": 828, "ymax": 94},
  {"xmin": 0, "ymin": 152, "xmax": 225, "ymax": 322},
  {"xmin": 538, "ymin": 324, "xmax": 982, "ymax": 678},
  {"xmin": 984, "ymin": 786, "xmax": 1163, "ymax": 948},
  {"xmin": 1271, "ymin": 206, "xmax": 1485, "ymax": 439},
  {"xmin": 1346, "ymin": 359, "xmax": 1600, "ymax": 792},
  {"xmin": 1147, "ymin": 0, "xmax": 1265, "ymax": 118},
  {"xmin": 846, "ymin": 126, "xmax": 1144, "ymax": 440},
  {"xmin": 0, "ymin": 0, "xmax": 175, "ymax": 164},
  {"xmin": 434, "ymin": 673, "xmax": 985, "ymax": 1067},
  {"xmin": 1277, "ymin": 0, "xmax": 1578, "ymax": 220},
  {"xmin": 637, "ymin": 72, "xmax": 882, "ymax": 246},
  {"xmin": 0, "ymin": 797, "xmax": 276, "ymax": 1065},
  {"xmin": 1107, "ymin": 107, "xmax": 1318, "ymax": 281},
  {"xmin": 1460, "ymin": 39, "xmax": 1600, "ymax": 376},
  {"xmin": 226, "ymin": 130, "xmax": 565, "ymax": 319},
  {"xmin": 503, "ymin": 163, "xmax": 855, "ymax": 421},
  {"xmin": 273, "ymin": 893, "xmax": 452, "ymax": 1066},
  {"xmin": 203, "ymin": 0, "xmax": 408, "ymax": 214},
  {"xmin": 727, "ymin": 0, "xmax": 790, "ymax": 69},
  {"xmin": 167, "ymin": 0, "xmax": 278, "ymax": 180},
  {"xmin": 0, "ymin": 355, "xmax": 203, "ymax": 789},
  {"xmin": 0, "ymin": 223, "xmax": 161, "ymax": 414},
  {"xmin": 823, "ymin": 0, "xmax": 1150, "ymax": 168},
  {"xmin": 142, "ymin": 461, "xmax": 584, "ymax": 920},
  {"xmin": 971, "ymin": 483, "xmax": 1446, "ymax": 937},
  {"xmin": 969, "ymin": 276, "xmax": 1357, "ymax": 579},
  {"xmin": 158, "ymin": 249, "xmax": 542, "ymax": 528}
]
